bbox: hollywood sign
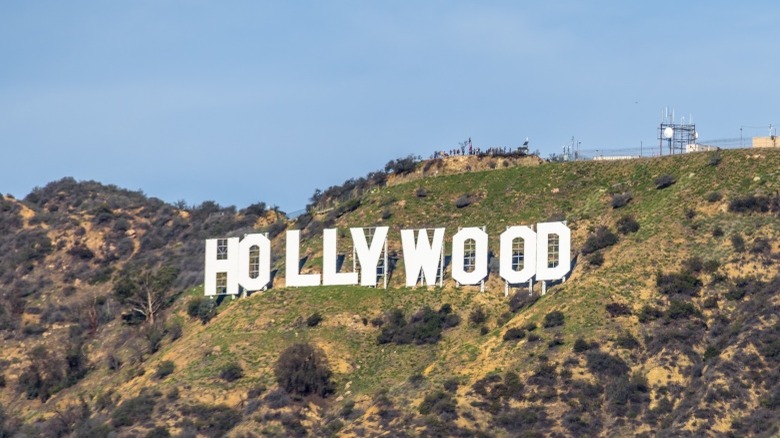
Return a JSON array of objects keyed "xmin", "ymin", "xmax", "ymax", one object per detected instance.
[{"xmin": 204, "ymin": 222, "xmax": 571, "ymax": 296}]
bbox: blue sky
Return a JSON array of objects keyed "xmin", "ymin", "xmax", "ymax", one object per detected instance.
[{"xmin": 1, "ymin": 1, "xmax": 778, "ymax": 213}]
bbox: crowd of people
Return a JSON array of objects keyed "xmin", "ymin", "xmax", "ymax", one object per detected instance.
[{"xmin": 431, "ymin": 142, "xmax": 529, "ymax": 160}]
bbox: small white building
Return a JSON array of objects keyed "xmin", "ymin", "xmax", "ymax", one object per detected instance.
[{"xmin": 685, "ymin": 143, "xmax": 719, "ymax": 153}]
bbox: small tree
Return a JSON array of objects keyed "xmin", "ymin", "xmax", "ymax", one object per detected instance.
[
  {"xmin": 275, "ymin": 343, "xmax": 334, "ymax": 398},
  {"xmin": 118, "ymin": 265, "xmax": 178, "ymax": 325}
]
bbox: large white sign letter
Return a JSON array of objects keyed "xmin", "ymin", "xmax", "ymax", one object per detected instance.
[
  {"xmin": 499, "ymin": 226, "xmax": 537, "ymax": 284},
  {"xmin": 285, "ymin": 230, "xmax": 321, "ymax": 287},
  {"xmin": 351, "ymin": 226, "xmax": 389, "ymax": 287},
  {"xmin": 204, "ymin": 237, "xmax": 239, "ymax": 296},
  {"xmin": 401, "ymin": 228, "xmax": 445, "ymax": 287},
  {"xmin": 451, "ymin": 227, "xmax": 489, "ymax": 285},
  {"xmin": 323, "ymin": 228, "xmax": 359, "ymax": 286},
  {"xmin": 237, "ymin": 233, "xmax": 272, "ymax": 291},
  {"xmin": 535, "ymin": 222, "xmax": 571, "ymax": 281}
]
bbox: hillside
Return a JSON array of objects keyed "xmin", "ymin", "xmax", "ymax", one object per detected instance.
[{"xmin": 1, "ymin": 149, "xmax": 780, "ymax": 437}]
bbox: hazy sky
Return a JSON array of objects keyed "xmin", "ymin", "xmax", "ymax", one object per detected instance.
[{"xmin": 2, "ymin": 1, "xmax": 778, "ymax": 212}]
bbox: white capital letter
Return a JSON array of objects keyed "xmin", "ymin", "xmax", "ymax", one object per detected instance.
[
  {"xmin": 323, "ymin": 228, "xmax": 359, "ymax": 286},
  {"xmin": 535, "ymin": 221, "xmax": 571, "ymax": 281},
  {"xmin": 238, "ymin": 233, "xmax": 271, "ymax": 291},
  {"xmin": 204, "ymin": 237, "xmax": 239, "ymax": 296},
  {"xmin": 401, "ymin": 228, "xmax": 445, "ymax": 287},
  {"xmin": 285, "ymin": 230, "xmax": 321, "ymax": 287},
  {"xmin": 451, "ymin": 227, "xmax": 489, "ymax": 285},
  {"xmin": 499, "ymin": 226, "xmax": 537, "ymax": 284},
  {"xmin": 351, "ymin": 226, "xmax": 389, "ymax": 287}
]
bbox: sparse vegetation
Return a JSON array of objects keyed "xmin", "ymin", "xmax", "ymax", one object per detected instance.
[
  {"xmin": 2, "ymin": 149, "xmax": 780, "ymax": 436},
  {"xmin": 377, "ymin": 305, "xmax": 459, "ymax": 345}
]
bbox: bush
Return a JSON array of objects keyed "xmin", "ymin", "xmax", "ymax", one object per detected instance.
[
  {"xmin": 187, "ymin": 297, "xmax": 217, "ymax": 324},
  {"xmin": 706, "ymin": 191, "xmax": 723, "ymax": 203},
  {"xmin": 306, "ymin": 312, "xmax": 323, "ymax": 327},
  {"xmin": 728, "ymin": 195, "xmax": 770, "ymax": 213},
  {"xmin": 750, "ymin": 237, "xmax": 771, "ymax": 255},
  {"xmin": 385, "ymin": 155, "xmax": 418, "ymax": 175},
  {"xmin": 179, "ymin": 403, "xmax": 241, "ymax": 436},
  {"xmin": 730, "ymin": 234, "xmax": 746, "ymax": 252},
  {"xmin": 573, "ymin": 338, "xmax": 592, "ymax": 353},
  {"xmin": 615, "ymin": 333, "xmax": 640, "ymax": 349},
  {"xmin": 656, "ymin": 271, "xmax": 702, "ymax": 296},
  {"xmin": 415, "ymin": 187, "xmax": 427, "ymax": 198},
  {"xmin": 503, "ymin": 328, "xmax": 526, "ymax": 341},
  {"xmin": 581, "ymin": 226, "xmax": 618, "ymax": 255},
  {"xmin": 154, "ymin": 361, "xmax": 174, "ymax": 380},
  {"xmin": 418, "ymin": 390, "xmax": 457, "ymax": 420},
  {"xmin": 68, "ymin": 244, "xmax": 95, "ymax": 260},
  {"xmin": 219, "ymin": 362, "xmax": 244, "ymax": 382},
  {"xmin": 377, "ymin": 305, "xmax": 458, "ymax": 345},
  {"xmin": 667, "ymin": 300, "xmax": 701, "ymax": 319},
  {"xmin": 586, "ymin": 351, "xmax": 629, "ymax": 378},
  {"xmin": 469, "ymin": 307, "xmax": 487, "ymax": 325},
  {"xmin": 543, "ymin": 311, "xmax": 565, "ymax": 328},
  {"xmin": 610, "ymin": 193, "xmax": 632, "ymax": 209},
  {"xmin": 616, "ymin": 215, "xmax": 640, "ymax": 234},
  {"xmin": 264, "ymin": 388, "xmax": 291, "ymax": 409},
  {"xmin": 708, "ymin": 153, "xmax": 722, "ymax": 166},
  {"xmin": 605, "ymin": 302, "xmax": 632, "ymax": 317},
  {"xmin": 509, "ymin": 292, "xmax": 539, "ymax": 313},
  {"xmin": 408, "ymin": 373, "xmax": 425, "ymax": 387},
  {"xmin": 725, "ymin": 287, "xmax": 746, "ymax": 301},
  {"xmin": 454, "ymin": 194, "xmax": 474, "ymax": 209},
  {"xmin": 275, "ymin": 343, "xmax": 334, "ymax": 398},
  {"xmin": 654, "ymin": 175, "xmax": 676, "ymax": 189},
  {"xmin": 638, "ymin": 305, "xmax": 662, "ymax": 323},
  {"xmin": 588, "ymin": 252, "xmax": 604, "ymax": 267},
  {"xmin": 443, "ymin": 378, "xmax": 459, "ymax": 393},
  {"xmin": 111, "ymin": 393, "xmax": 157, "ymax": 427},
  {"xmin": 712, "ymin": 226, "xmax": 724, "ymax": 237},
  {"xmin": 548, "ymin": 336, "xmax": 564, "ymax": 348},
  {"xmin": 146, "ymin": 427, "xmax": 171, "ymax": 438}
]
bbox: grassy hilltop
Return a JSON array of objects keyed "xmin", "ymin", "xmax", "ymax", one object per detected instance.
[{"xmin": 1, "ymin": 149, "xmax": 780, "ymax": 437}]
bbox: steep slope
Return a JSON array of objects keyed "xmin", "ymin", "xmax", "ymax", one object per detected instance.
[{"xmin": 1, "ymin": 149, "xmax": 779, "ymax": 437}]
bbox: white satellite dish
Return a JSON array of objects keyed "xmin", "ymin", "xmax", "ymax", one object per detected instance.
[{"xmin": 663, "ymin": 127, "xmax": 674, "ymax": 139}]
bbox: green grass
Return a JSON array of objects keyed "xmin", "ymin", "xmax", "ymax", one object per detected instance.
[{"xmin": 76, "ymin": 148, "xmax": 780, "ymax": 425}]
